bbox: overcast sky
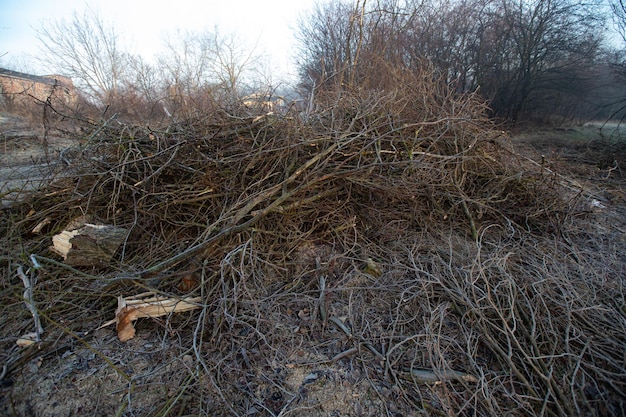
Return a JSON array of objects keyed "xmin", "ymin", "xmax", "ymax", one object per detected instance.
[{"xmin": 0, "ymin": 0, "xmax": 316, "ymax": 80}]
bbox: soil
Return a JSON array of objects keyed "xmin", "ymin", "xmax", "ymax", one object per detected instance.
[
  {"xmin": 1, "ymin": 114, "xmax": 625, "ymax": 416},
  {"xmin": 0, "ymin": 114, "xmax": 76, "ymax": 207}
]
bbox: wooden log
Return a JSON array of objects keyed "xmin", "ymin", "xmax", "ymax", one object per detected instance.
[{"xmin": 51, "ymin": 223, "xmax": 127, "ymax": 266}]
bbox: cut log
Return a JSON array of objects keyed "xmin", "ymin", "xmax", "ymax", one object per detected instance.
[{"xmin": 51, "ymin": 223, "xmax": 127, "ymax": 266}]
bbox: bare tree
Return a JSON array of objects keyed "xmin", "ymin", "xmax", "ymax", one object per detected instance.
[
  {"xmin": 158, "ymin": 29, "xmax": 214, "ymax": 113},
  {"xmin": 121, "ymin": 55, "xmax": 169, "ymax": 122},
  {"xmin": 36, "ymin": 8, "xmax": 129, "ymax": 108},
  {"xmin": 602, "ymin": 0, "xmax": 626, "ymax": 122},
  {"xmin": 295, "ymin": 0, "xmax": 607, "ymax": 123},
  {"xmin": 157, "ymin": 28, "xmax": 263, "ymax": 118},
  {"xmin": 388, "ymin": 0, "xmax": 605, "ymax": 120},
  {"xmin": 127, "ymin": 56, "xmax": 161, "ymax": 106},
  {"xmin": 485, "ymin": 0, "xmax": 604, "ymax": 120},
  {"xmin": 611, "ymin": 0, "xmax": 626, "ymax": 43},
  {"xmin": 209, "ymin": 30, "xmax": 262, "ymax": 97},
  {"xmin": 295, "ymin": 0, "xmax": 368, "ymax": 95}
]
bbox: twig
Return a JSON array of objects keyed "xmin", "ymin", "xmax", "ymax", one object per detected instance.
[
  {"xmin": 400, "ymin": 368, "xmax": 478, "ymax": 384},
  {"xmin": 318, "ymin": 273, "xmax": 327, "ymax": 324},
  {"xmin": 287, "ymin": 347, "xmax": 360, "ymax": 368},
  {"xmin": 17, "ymin": 264, "xmax": 43, "ymax": 341},
  {"xmin": 329, "ymin": 316, "xmax": 384, "ymax": 360},
  {"xmin": 139, "ymin": 136, "xmax": 347, "ymax": 277}
]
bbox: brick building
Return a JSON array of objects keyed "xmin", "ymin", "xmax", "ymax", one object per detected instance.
[{"xmin": 0, "ymin": 68, "xmax": 77, "ymax": 111}]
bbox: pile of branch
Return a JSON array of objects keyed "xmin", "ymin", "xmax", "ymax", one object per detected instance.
[
  {"xmin": 24, "ymin": 89, "xmax": 559, "ymax": 276},
  {"xmin": 2, "ymin": 74, "xmax": 623, "ymax": 416}
]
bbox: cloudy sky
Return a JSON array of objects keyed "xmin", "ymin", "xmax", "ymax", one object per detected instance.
[{"xmin": 0, "ymin": 0, "xmax": 317, "ymax": 80}]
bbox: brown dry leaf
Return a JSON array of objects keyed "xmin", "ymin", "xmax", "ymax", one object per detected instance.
[{"xmin": 178, "ymin": 272, "xmax": 199, "ymax": 292}]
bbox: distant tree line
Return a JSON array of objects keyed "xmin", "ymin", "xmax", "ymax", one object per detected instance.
[
  {"xmin": 27, "ymin": 9, "xmax": 273, "ymax": 122},
  {"xmin": 4, "ymin": 1, "xmax": 625, "ymax": 125},
  {"xmin": 296, "ymin": 0, "xmax": 626, "ymax": 124}
]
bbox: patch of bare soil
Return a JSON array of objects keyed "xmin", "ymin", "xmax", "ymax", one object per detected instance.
[
  {"xmin": 0, "ymin": 113, "xmax": 76, "ymax": 207},
  {"xmin": 1, "ymin": 101, "xmax": 625, "ymax": 417}
]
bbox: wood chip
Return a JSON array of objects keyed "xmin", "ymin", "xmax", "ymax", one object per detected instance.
[{"xmin": 109, "ymin": 292, "xmax": 202, "ymax": 342}]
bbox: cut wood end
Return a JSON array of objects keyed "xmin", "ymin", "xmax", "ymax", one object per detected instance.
[
  {"xmin": 50, "ymin": 229, "xmax": 80, "ymax": 259},
  {"xmin": 51, "ymin": 223, "xmax": 127, "ymax": 266}
]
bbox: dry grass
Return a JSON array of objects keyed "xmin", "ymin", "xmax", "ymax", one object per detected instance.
[{"xmin": 1, "ymin": 73, "xmax": 625, "ymax": 416}]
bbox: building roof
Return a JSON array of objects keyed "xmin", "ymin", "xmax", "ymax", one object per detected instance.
[{"xmin": 0, "ymin": 68, "xmax": 63, "ymax": 86}]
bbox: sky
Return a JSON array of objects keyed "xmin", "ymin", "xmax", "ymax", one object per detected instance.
[{"xmin": 0, "ymin": 0, "xmax": 317, "ymax": 81}]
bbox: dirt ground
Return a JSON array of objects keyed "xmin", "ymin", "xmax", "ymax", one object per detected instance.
[
  {"xmin": 0, "ymin": 114, "xmax": 76, "ymax": 207},
  {"xmin": 1, "ymin": 113, "xmax": 625, "ymax": 416}
]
